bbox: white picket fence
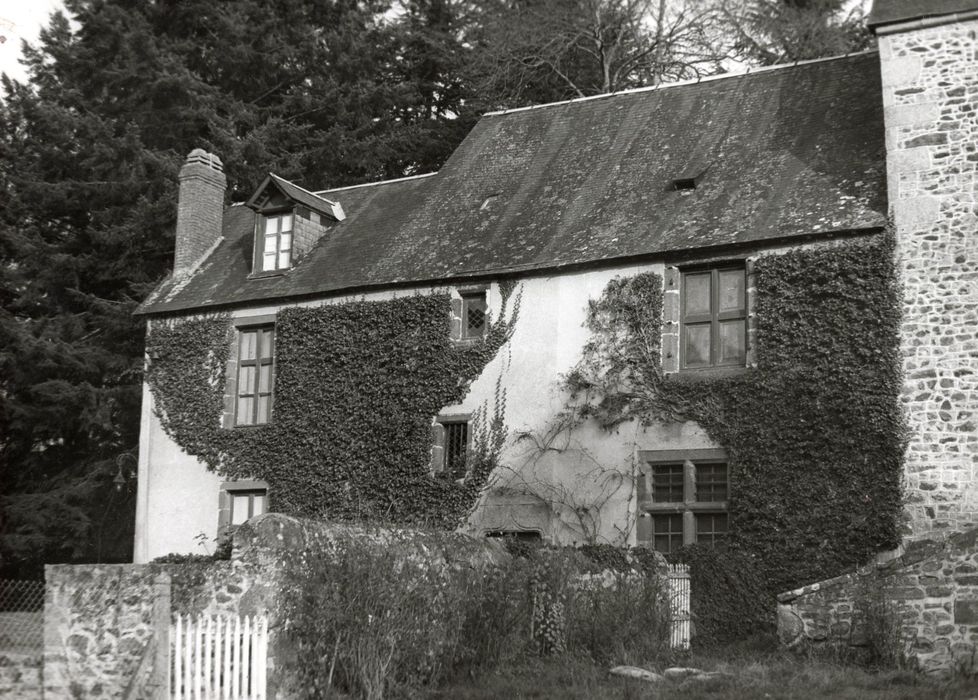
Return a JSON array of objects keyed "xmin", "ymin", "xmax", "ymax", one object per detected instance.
[
  {"xmin": 170, "ymin": 614, "xmax": 268, "ymax": 699},
  {"xmin": 666, "ymin": 564, "xmax": 691, "ymax": 650}
]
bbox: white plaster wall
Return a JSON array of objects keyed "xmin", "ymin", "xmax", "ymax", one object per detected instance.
[
  {"xmin": 134, "ymin": 385, "xmax": 224, "ymax": 562},
  {"xmin": 135, "ymin": 235, "xmax": 859, "ymax": 558}
]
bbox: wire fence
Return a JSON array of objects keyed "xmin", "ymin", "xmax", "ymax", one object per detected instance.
[{"xmin": 0, "ymin": 580, "xmax": 45, "ymax": 652}]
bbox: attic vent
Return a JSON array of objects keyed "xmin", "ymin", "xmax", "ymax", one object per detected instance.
[{"xmin": 672, "ymin": 165, "xmax": 708, "ymax": 192}]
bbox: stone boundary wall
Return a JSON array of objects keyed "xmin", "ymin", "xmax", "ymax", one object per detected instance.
[
  {"xmin": 42, "ymin": 514, "xmax": 509, "ymax": 698},
  {"xmin": 44, "ymin": 566, "xmax": 170, "ymax": 699},
  {"xmin": 777, "ymin": 528, "xmax": 978, "ymax": 675}
]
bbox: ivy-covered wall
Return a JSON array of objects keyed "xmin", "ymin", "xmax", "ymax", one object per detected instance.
[
  {"xmin": 568, "ymin": 234, "xmax": 905, "ymax": 592},
  {"xmin": 146, "ymin": 290, "xmax": 517, "ymax": 529},
  {"xmin": 144, "ymin": 234, "xmax": 903, "ymax": 597}
]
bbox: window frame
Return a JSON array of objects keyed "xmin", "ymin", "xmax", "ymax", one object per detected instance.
[
  {"xmin": 680, "ymin": 265, "xmax": 747, "ymax": 370},
  {"xmin": 442, "ymin": 420, "xmax": 470, "ymax": 477},
  {"xmin": 460, "ymin": 291, "xmax": 488, "ymax": 340},
  {"xmin": 257, "ymin": 209, "xmax": 294, "ymax": 273},
  {"xmin": 637, "ymin": 448, "xmax": 730, "ymax": 554},
  {"xmin": 218, "ymin": 480, "xmax": 269, "ymax": 536},
  {"xmin": 234, "ymin": 323, "xmax": 275, "ymax": 427}
]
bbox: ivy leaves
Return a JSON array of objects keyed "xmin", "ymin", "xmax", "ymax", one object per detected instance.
[
  {"xmin": 571, "ymin": 234, "xmax": 904, "ymax": 593},
  {"xmin": 145, "ymin": 291, "xmax": 519, "ymax": 529}
]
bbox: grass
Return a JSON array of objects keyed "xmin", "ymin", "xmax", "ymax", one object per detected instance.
[{"xmin": 425, "ymin": 645, "xmax": 978, "ymax": 700}]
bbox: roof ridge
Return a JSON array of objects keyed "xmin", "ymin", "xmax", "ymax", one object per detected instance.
[
  {"xmin": 482, "ymin": 50, "xmax": 879, "ymax": 117},
  {"xmin": 316, "ymin": 171, "xmax": 438, "ymax": 195}
]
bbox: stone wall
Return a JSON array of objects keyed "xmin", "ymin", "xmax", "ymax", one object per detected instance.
[
  {"xmin": 880, "ymin": 18, "xmax": 978, "ymax": 535},
  {"xmin": 778, "ymin": 527, "xmax": 978, "ymax": 675},
  {"xmin": 43, "ymin": 559, "xmax": 279, "ymax": 699},
  {"xmin": 43, "ymin": 514, "xmax": 507, "ymax": 698},
  {"xmin": 44, "ymin": 565, "xmax": 170, "ymax": 699}
]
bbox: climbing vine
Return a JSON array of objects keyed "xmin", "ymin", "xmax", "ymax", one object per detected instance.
[
  {"xmin": 565, "ymin": 233, "xmax": 906, "ymax": 593},
  {"xmin": 146, "ymin": 289, "xmax": 520, "ymax": 527}
]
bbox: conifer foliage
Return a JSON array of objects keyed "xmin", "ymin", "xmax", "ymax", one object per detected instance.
[{"xmin": 0, "ymin": 0, "xmax": 475, "ymax": 576}]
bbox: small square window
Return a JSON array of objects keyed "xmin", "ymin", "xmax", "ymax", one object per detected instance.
[
  {"xmin": 694, "ymin": 512, "xmax": 728, "ymax": 548},
  {"xmin": 681, "ymin": 266, "xmax": 746, "ymax": 369},
  {"xmin": 230, "ymin": 490, "xmax": 267, "ymax": 526},
  {"xmin": 651, "ymin": 463, "xmax": 684, "ymax": 502},
  {"xmin": 219, "ymin": 481, "xmax": 269, "ymax": 536},
  {"xmin": 652, "ymin": 514, "xmax": 684, "ymax": 554}
]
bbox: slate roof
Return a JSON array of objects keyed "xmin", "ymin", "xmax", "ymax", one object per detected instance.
[
  {"xmin": 137, "ymin": 52, "xmax": 887, "ymax": 316},
  {"xmin": 868, "ymin": 0, "xmax": 978, "ymax": 28}
]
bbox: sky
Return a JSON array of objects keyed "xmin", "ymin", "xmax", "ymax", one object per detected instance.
[{"xmin": 0, "ymin": 0, "xmax": 65, "ymax": 82}]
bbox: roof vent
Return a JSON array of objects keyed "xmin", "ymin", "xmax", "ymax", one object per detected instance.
[{"xmin": 671, "ymin": 164, "xmax": 709, "ymax": 192}]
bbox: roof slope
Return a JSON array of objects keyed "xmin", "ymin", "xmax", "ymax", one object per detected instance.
[
  {"xmin": 138, "ymin": 53, "xmax": 886, "ymax": 316},
  {"xmin": 868, "ymin": 0, "xmax": 978, "ymax": 28}
]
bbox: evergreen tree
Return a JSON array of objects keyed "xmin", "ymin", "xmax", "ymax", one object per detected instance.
[
  {"xmin": 0, "ymin": 0, "xmax": 474, "ymax": 576},
  {"xmin": 726, "ymin": 0, "xmax": 873, "ymax": 65}
]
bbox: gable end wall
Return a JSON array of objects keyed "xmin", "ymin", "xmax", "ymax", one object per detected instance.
[{"xmin": 880, "ymin": 19, "xmax": 978, "ymax": 535}]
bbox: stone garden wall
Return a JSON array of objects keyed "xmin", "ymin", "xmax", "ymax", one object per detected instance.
[
  {"xmin": 44, "ymin": 566, "xmax": 170, "ymax": 699},
  {"xmin": 778, "ymin": 527, "xmax": 978, "ymax": 675},
  {"xmin": 42, "ymin": 513, "xmax": 508, "ymax": 698}
]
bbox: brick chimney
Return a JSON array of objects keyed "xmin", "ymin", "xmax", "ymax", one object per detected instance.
[{"xmin": 174, "ymin": 149, "xmax": 226, "ymax": 278}]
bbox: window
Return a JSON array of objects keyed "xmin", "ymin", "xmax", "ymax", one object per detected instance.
[
  {"xmin": 637, "ymin": 449, "xmax": 729, "ymax": 554},
  {"xmin": 230, "ymin": 490, "xmax": 267, "ymax": 526},
  {"xmin": 461, "ymin": 292, "xmax": 487, "ymax": 339},
  {"xmin": 443, "ymin": 421, "xmax": 469, "ymax": 477},
  {"xmin": 681, "ymin": 266, "xmax": 746, "ymax": 369},
  {"xmin": 260, "ymin": 212, "xmax": 293, "ymax": 272},
  {"xmin": 235, "ymin": 325, "xmax": 274, "ymax": 426},
  {"xmin": 218, "ymin": 481, "xmax": 269, "ymax": 535}
]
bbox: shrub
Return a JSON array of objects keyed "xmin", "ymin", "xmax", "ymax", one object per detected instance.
[
  {"xmin": 280, "ymin": 538, "xmax": 676, "ymax": 698},
  {"xmin": 568, "ymin": 568, "xmax": 670, "ymax": 665},
  {"xmin": 280, "ymin": 533, "xmax": 474, "ymax": 698}
]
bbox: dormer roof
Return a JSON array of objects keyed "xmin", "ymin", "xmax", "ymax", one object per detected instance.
[{"xmin": 246, "ymin": 173, "xmax": 346, "ymax": 221}]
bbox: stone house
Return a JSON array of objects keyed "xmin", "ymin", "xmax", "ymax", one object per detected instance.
[{"xmin": 133, "ymin": 0, "xmax": 978, "ymax": 605}]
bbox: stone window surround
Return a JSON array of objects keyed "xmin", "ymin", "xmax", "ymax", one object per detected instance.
[
  {"xmin": 662, "ymin": 256, "xmax": 757, "ymax": 375},
  {"xmin": 430, "ymin": 412, "xmax": 472, "ymax": 477},
  {"xmin": 635, "ymin": 448, "xmax": 729, "ymax": 551},
  {"xmin": 222, "ymin": 313, "xmax": 277, "ymax": 430},
  {"xmin": 217, "ymin": 479, "xmax": 270, "ymax": 538},
  {"xmin": 450, "ymin": 283, "xmax": 490, "ymax": 343}
]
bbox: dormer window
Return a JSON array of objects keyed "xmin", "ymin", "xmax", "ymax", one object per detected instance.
[
  {"xmin": 261, "ymin": 212, "xmax": 293, "ymax": 272},
  {"xmin": 245, "ymin": 172, "xmax": 346, "ymax": 277}
]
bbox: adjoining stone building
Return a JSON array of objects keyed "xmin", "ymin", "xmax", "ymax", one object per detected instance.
[
  {"xmin": 133, "ymin": 1, "xmax": 978, "ymax": 647},
  {"xmin": 873, "ymin": 0, "xmax": 978, "ymax": 533}
]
